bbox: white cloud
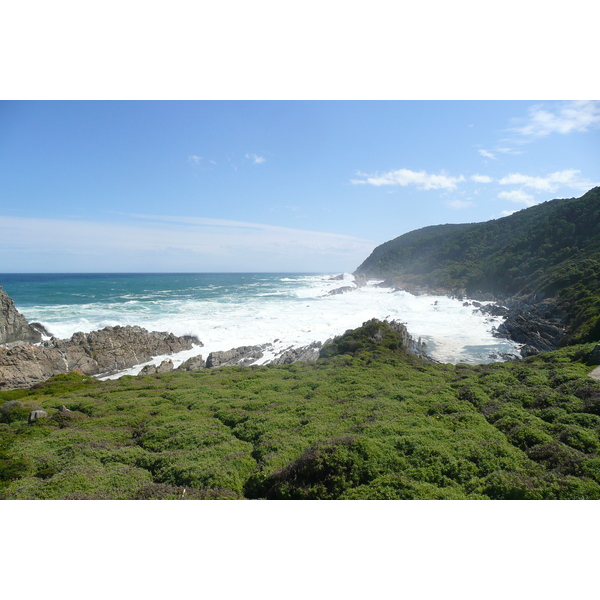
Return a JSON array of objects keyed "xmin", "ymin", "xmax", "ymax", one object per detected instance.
[
  {"xmin": 0, "ymin": 214, "xmax": 372, "ymax": 273},
  {"xmin": 498, "ymin": 190, "xmax": 536, "ymax": 206},
  {"xmin": 496, "ymin": 147, "xmax": 523, "ymax": 155},
  {"xmin": 351, "ymin": 168, "xmax": 465, "ymax": 190},
  {"xmin": 245, "ymin": 153, "xmax": 266, "ymax": 164},
  {"xmin": 498, "ymin": 169, "xmax": 583, "ymax": 192},
  {"xmin": 500, "ymin": 209, "xmax": 518, "ymax": 217},
  {"xmin": 445, "ymin": 199, "xmax": 475, "ymax": 210},
  {"xmin": 513, "ymin": 100, "xmax": 600, "ymax": 138},
  {"xmin": 470, "ymin": 174, "xmax": 493, "ymax": 183},
  {"xmin": 188, "ymin": 155, "xmax": 202, "ymax": 165},
  {"xmin": 478, "ymin": 149, "xmax": 496, "ymax": 160}
]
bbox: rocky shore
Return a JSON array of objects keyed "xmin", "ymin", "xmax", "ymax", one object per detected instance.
[
  {"xmin": 371, "ymin": 276, "xmax": 569, "ymax": 358},
  {"xmin": 2, "ymin": 278, "xmax": 556, "ymax": 390},
  {"xmin": 0, "ymin": 325, "xmax": 200, "ymax": 389}
]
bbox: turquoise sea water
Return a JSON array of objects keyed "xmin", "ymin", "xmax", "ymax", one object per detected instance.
[{"xmin": 0, "ymin": 272, "xmax": 521, "ymax": 366}]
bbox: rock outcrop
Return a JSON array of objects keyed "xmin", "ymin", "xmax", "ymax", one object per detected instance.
[
  {"xmin": 0, "ymin": 286, "xmax": 41, "ymax": 345},
  {"xmin": 324, "ymin": 274, "xmax": 370, "ymax": 297},
  {"xmin": 491, "ymin": 298, "xmax": 567, "ymax": 357},
  {"xmin": 177, "ymin": 355, "xmax": 206, "ymax": 371},
  {"xmin": 206, "ymin": 345, "xmax": 269, "ymax": 368},
  {"xmin": 0, "ymin": 325, "xmax": 200, "ymax": 389},
  {"xmin": 139, "ymin": 359, "xmax": 175, "ymax": 376},
  {"xmin": 270, "ymin": 342, "xmax": 322, "ymax": 365}
]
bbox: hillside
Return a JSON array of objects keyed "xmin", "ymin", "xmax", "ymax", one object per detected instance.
[
  {"xmin": 355, "ymin": 187, "xmax": 600, "ymax": 344},
  {"xmin": 2, "ymin": 320, "xmax": 600, "ymax": 500}
]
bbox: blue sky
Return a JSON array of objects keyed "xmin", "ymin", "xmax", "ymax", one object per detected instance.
[{"xmin": 1, "ymin": 100, "xmax": 598, "ymax": 273}]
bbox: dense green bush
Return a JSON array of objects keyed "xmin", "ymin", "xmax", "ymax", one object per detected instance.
[{"xmin": 2, "ymin": 336, "xmax": 600, "ymax": 499}]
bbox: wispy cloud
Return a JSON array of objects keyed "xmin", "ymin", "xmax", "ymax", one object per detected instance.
[
  {"xmin": 351, "ymin": 168, "xmax": 465, "ymax": 191},
  {"xmin": 0, "ymin": 214, "xmax": 373, "ymax": 272},
  {"xmin": 188, "ymin": 155, "xmax": 203, "ymax": 165},
  {"xmin": 470, "ymin": 174, "xmax": 493, "ymax": 183},
  {"xmin": 478, "ymin": 149, "xmax": 496, "ymax": 160},
  {"xmin": 498, "ymin": 190, "xmax": 536, "ymax": 206},
  {"xmin": 245, "ymin": 153, "xmax": 266, "ymax": 164},
  {"xmin": 445, "ymin": 199, "xmax": 475, "ymax": 210},
  {"xmin": 511, "ymin": 100, "xmax": 600, "ymax": 138},
  {"xmin": 498, "ymin": 169, "xmax": 591, "ymax": 192}
]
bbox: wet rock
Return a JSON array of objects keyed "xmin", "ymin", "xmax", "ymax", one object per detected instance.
[
  {"xmin": 326, "ymin": 286, "xmax": 355, "ymax": 296},
  {"xmin": 271, "ymin": 342, "xmax": 322, "ymax": 365},
  {"xmin": 477, "ymin": 303, "xmax": 510, "ymax": 317},
  {"xmin": 30, "ymin": 322, "xmax": 52, "ymax": 338},
  {"xmin": 354, "ymin": 274, "xmax": 368, "ymax": 288},
  {"xmin": 495, "ymin": 310, "xmax": 565, "ymax": 353},
  {"xmin": 520, "ymin": 345, "xmax": 541, "ymax": 358}
]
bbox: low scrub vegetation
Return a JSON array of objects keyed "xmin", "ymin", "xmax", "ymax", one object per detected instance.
[{"xmin": 2, "ymin": 323, "xmax": 600, "ymax": 499}]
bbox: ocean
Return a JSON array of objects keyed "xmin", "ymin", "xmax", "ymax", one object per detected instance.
[{"xmin": 0, "ymin": 272, "xmax": 521, "ymax": 374}]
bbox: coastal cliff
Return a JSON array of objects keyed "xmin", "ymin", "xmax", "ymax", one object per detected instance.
[{"xmin": 355, "ymin": 187, "xmax": 600, "ymax": 351}]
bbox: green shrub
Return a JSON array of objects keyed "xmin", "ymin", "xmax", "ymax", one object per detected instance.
[{"xmin": 558, "ymin": 426, "xmax": 600, "ymax": 453}]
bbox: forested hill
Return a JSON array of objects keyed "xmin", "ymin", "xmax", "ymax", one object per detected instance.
[{"xmin": 355, "ymin": 187, "xmax": 600, "ymax": 344}]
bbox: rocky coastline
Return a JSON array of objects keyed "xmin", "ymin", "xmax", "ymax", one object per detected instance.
[
  {"xmin": 0, "ymin": 283, "xmax": 436, "ymax": 390},
  {"xmin": 1, "ymin": 277, "xmax": 558, "ymax": 390},
  {"xmin": 372, "ymin": 276, "xmax": 567, "ymax": 358}
]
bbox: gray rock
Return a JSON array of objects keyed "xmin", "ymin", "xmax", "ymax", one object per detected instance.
[
  {"xmin": 30, "ymin": 322, "xmax": 52, "ymax": 338},
  {"xmin": 0, "ymin": 400, "xmax": 23, "ymax": 414},
  {"xmin": 0, "ymin": 325, "xmax": 200, "ymax": 390},
  {"xmin": 589, "ymin": 345, "xmax": 600, "ymax": 366},
  {"xmin": 139, "ymin": 359, "xmax": 174, "ymax": 376},
  {"xmin": 28, "ymin": 409, "xmax": 47, "ymax": 424},
  {"xmin": 0, "ymin": 287, "xmax": 41, "ymax": 345},
  {"xmin": 177, "ymin": 355, "xmax": 206, "ymax": 371},
  {"xmin": 206, "ymin": 345, "xmax": 265, "ymax": 368},
  {"xmin": 326, "ymin": 286, "xmax": 355, "ymax": 296},
  {"xmin": 520, "ymin": 344, "xmax": 541, "ymax": 358},
  {"xmin": 354, "ymin": 274, "xmax": 368, "ymax": 288},
  {"xmin": 271, "ymin": 342, "xmax": 322, "ymax": 365}
]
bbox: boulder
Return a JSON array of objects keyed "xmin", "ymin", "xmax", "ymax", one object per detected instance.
[
  {"xmin": 177, "ymin": 355, "xmax": 206, "ymax": 371},
  {"xmin": 139, "ymin": 359, "xmax": 174, "ymax": 376},
  {"xmin": 0, "ymin": 287, "xmax": 41, "ymax": 345},
  {"xmin": 28, "ymin": 409, "xmax": 47, "ymax": 424}
]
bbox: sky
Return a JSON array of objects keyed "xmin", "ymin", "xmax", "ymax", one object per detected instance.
[{"xmin": 1, "ymin": 100, "xmax": 599, "ymax": 273}]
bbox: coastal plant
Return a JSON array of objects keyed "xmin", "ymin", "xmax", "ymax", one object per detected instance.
[{"xmin": 3, "ymin": 331, "xmax": 600, "ymax": 499}]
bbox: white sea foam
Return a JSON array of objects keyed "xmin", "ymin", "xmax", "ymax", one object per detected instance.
[{"xmin": 21, "ymin": 274, "xmax": 521, "ymax": 377}]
